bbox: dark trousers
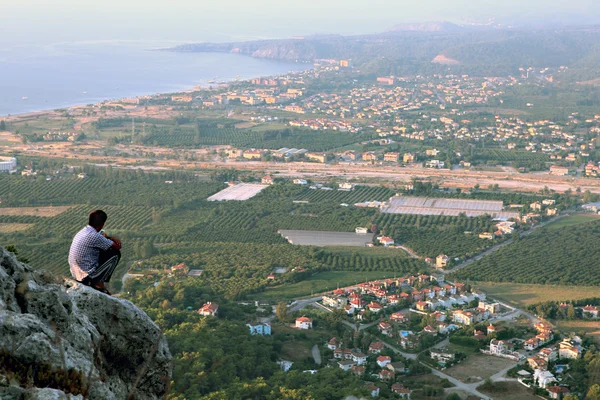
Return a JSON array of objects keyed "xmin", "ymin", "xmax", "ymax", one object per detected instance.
[{"xmin": 82, "ymin": 247, "xmax": 121, "ymax": 286}]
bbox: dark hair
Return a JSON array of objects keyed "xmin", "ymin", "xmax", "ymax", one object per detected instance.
[{"xmin": 89, "ymin": 210, "xmax": 108, "ymax": 228}]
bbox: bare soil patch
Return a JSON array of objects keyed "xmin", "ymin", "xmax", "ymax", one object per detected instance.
[
  {"xmin": 444, "ymin": 354, "xmax": 516, "ymax": 383},
  {"xmin": 0, "ymin": 206, "xmax": 73, "ymax": 217}
]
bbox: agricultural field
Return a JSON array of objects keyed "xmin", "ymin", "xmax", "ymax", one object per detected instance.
[
  {"xmin": 0, "ymin": 223, "xmax": 34, "ymax": 233},
  {"xmin": 470, "ymin": 149, "xmax": 550, "ymax": 164},
  {"xmin": 142, "ymin": 124, "xmax": 362, "ymax": 151},
  {"xmin": 0, "ymin": 206, "xmax": 72, "ymax": 217},
  {"xmin": 295, "ymin": 185, "xmax": 395, "ymax": 204},
  {"xmin": 543, "ymin": 213, "xmax": 600, "ymax": 230},
  {"xmin": 476, "ymin": 282, "xmax": 600, "ymax": 309},
  {"xmin": 553, "ymin": 320, "xmax": 600, "ymax": 344},
  {"xmin": 452, "ymin": 220, "xmax": 600, "ymax": 286}
]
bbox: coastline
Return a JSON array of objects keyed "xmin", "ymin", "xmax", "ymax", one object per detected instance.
[{"xmin": 0, "ymin": 48, "xmax": 312, "ymax": 119}]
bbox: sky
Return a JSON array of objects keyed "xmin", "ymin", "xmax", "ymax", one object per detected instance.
[{"xmin": 2, "ymin": 0, "xmax": 600, "ymax": 46}]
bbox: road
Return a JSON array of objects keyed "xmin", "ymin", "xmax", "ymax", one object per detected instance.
[
  {"xmin": 397, "ymin": 245, "xmax": 421, "ymax": 259},
  {"xmin": 341, "ymin": 319, "xmax": 379, "ymax": 332},
  {"xmin": 121, "ymin": 272, "xmax": 144, "ymax": 288},
  {"xmin": 444, "ymin": 213, "xmax": 567, "ymax": 275},
  {"xmin": 377, "ymin": 338, "xmax": 490, "ymax": 399}
]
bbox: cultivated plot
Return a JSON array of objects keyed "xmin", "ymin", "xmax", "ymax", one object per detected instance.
[
  {"xmin": 207, "ymin": 183, "xmax": 269, "ymax": 201},
  {"xmin": 0, "ymin": 205, "xmax": 72, "ymax": 217},
  {"xmin": 381, "ymin": 195, "xmax": 519, "ymax": 219},
  {"xmin": 279, "ymin": 229, "xmax": 374, "ymax": 246}
]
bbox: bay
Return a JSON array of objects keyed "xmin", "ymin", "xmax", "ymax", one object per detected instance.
[{"xmin": 0, "ymin": 40, "xmax": 311, "ymax": 116}]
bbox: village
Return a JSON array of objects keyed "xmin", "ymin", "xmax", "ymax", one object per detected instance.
[{"xmin": 189, "ymin": 267, "xmax": 596, "ymax": 400}]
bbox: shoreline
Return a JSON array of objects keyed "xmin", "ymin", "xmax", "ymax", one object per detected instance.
[{"xmin": 1, "ymin": 51, "xmax": 314, "ymax": 120}]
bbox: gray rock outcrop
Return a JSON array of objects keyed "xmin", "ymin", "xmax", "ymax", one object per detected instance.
[{"xmin": 0, "ymin": 248, "xmax": 172, "ymax": 399}]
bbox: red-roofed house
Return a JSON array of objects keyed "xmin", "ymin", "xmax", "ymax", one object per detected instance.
[
  {"xmin": 377, "ymin": 355, "xmax": 392, "ymax": 367},
  {"xmin": 391, "ymin": 384, "xmax": 411, "ymax": 398},
  {"xmin": 391, "ymin": 312, "xmax": 408, "ymax": 323},
  {"xmin": 295, "ymin": 316, "xmax": 313, "ymax": 329},
  {"xmin": 369, "ymin": 342, "xmax": 385, "ymax": 354},
  {"xmin": 582, "ymin": 305, "xmax": 599, "ymax": 318},
  {"xmin": 368, "ymin": 301, "xmax": 384, "ymax": 313},
  {"xmin": 171, "ymin": 263, "xmax": 189, "ymax": 275},
  {"xmin": 379, "ymin": 236, "xmax": 395, "ymax": 247},
  {"xmin": 378, "ymin": 321, "xmax": 393, "ymax": 336},
  {"xmin": 327, "ymin": 337, "xmax": 339, "ymax": 350},
  {"xmin": 378, "ymin": 369, "xmax": 394, "ymax": 381},
  {"xmin": 547, "ymin": 386, "xmax": 570, "ymax": 399},
  {"xmin": 198, "ymin": 302, "xmax": 219, "ymax": 317}
]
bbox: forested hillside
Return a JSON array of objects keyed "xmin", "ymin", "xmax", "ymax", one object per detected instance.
[{"xmin": 168, "ymin": 26, "xmax": 600, "ymax": 76}]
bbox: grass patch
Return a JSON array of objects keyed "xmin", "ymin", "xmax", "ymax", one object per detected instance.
[
  {"xmin": 544, "ymin": 214, "xmax": 600, "ymax": 230},
  {"xmin": 477, "ymin": 381, "xmax": 538, "ymax": 400},
  {"xmin": 444, "ymin": 354, "xmax": 517, "ymax": 384},
  {"xmin": 476, "ymin": 282, "xmax": 600, "ymax": 309},
  {"xmin": 554, "ymin": 320, "xmax": 600, "ymax": 344},
  {"xmin": 255, "ymin": 271, "xmax": 401, "ymax": 300}
]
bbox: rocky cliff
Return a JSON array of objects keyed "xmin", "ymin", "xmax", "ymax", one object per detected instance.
[{"xmin": 0, "ymin": 248, "xmax": 172, "ymax": 400}]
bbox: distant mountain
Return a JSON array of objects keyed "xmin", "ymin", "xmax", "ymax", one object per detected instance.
[
  {"xmin": 387, "ymin": 21, "xmax": 463, "ymax": 32},
  {"xmin": 165, "ymin": 25, "xmax": 600, "ymax": 76}
]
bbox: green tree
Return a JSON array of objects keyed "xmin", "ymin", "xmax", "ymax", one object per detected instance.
[
  {"xmin": 276, "ymin": 302, "xmax": 289, "ymax": 322},
  {"xmin": 587, "ymin": 384, "xmax": 600, "ymax": 400},
  {"xmin": 0, "ymin": 120, "xmax": 6, "ymax": 131}
]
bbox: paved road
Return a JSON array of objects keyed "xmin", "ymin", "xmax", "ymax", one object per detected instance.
[
  {"xmin": 378, "ymin": 339, "xmax": 490, "ymax": 399},
  {"xmin": 444, "ymin": 214, "xmax": 566, "ymax": 275},
  {"xmin": 312, "ymin": 344, "xmax": 322, "ymax": 365},
  {"xmin": 341, "ymin": 320, "xmax": 379, "ymax": 332},
  {"xmin": 121, "ymin": 272, "xmax": 144, "ymax": 288}
]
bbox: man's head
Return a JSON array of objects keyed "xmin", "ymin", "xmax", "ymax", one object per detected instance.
[{"xmin": 89, "ymin": 210, "xmax": 108, "ymax": 231}]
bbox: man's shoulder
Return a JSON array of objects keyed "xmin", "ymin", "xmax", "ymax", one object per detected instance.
[{"xmin": 74, "ymin": 226, "xmax": 97, "ymax": 239}]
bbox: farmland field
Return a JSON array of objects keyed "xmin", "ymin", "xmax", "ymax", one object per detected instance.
[
  {"xmin": 452, "ymin": 220, "xmax": 600, "ymax": 286},
  {"xmin": 0, "ymin": 206, "xmax": 72, "ymax": 217},
  {"xmin": 0, "ymin": 223, "xmax": 34, "ymax": 233},
  {"xmin": 544, "ymin": 213, "xmax": 600, "ymax": 230},
  {"xmin": 475, "ymin": 282, "xmax": 600, "ymax": 308}
]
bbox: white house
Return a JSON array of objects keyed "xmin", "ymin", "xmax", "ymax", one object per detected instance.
[
  {"xmin": 534, "ymin": 369, "xmax": 557, "ymax": 388},
  {"xmin": 295, "ymin": 316, "xmax": 313, "ymax": 329},
  {"xmin": 277, "ymin": 360, "xmax": 294, "ymax": 372}
]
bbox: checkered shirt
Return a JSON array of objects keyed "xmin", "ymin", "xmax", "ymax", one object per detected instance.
[{"xmin": 68, "ymin": 225, "xmax": 114, "ymax": 281}]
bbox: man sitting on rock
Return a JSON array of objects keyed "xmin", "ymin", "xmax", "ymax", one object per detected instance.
[{"xmin": 68, "ymin": 209, "xmax": 122, "ymax": 295}]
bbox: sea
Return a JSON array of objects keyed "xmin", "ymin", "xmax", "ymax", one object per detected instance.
[{"xmin": 0, "ymin": 40, "xmax": 312, "ymax": 116}]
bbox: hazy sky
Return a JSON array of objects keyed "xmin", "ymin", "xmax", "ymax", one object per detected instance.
[{"xmin": 3, "ymin": 0, "xmax": 600, "ymax": 45}]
